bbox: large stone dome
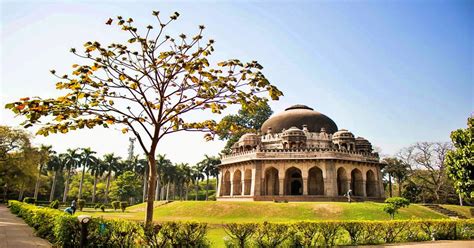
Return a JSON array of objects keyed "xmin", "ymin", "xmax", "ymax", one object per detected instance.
[{"xmin": 261, "ymin": 104, "xmax": 338, "ymax": 134}]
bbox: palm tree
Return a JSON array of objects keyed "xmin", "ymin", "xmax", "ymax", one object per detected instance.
[
  {"xmin": 78, "ymin": 147, "xmax": 98, "ymax": 199},
  {"xmin": 34, "ymin": 145, "xmax": 54, "ymax": 199},
  {"xmin": 191, "ymin": 167, "xmax": 204, "ymax": 200},
  {"xmin": 197, "ymin": 155, "xmax": 221, "ymax": 200},
  {"xmin": 62, "ymin": 148, "xmax": 80, "ymax": 203},
  {"xmin": 103, "ymin": 153, "xmax": 121, "ymax": 203},
  {"xmin": 156, "ymin": 154, "xmax": 173, "ymax": 201},
  {"xmin": 131, "ymin": 155, "xmax": 149, "ymax": 202},
  {"xmin": 88, "ymin": 157, "xmax": 107, "ymax": 203},
  {"xmin": 47, "ymin": 154, "xmax": 64, "ymax": 201}
]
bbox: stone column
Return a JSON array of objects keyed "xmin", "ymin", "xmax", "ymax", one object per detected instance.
[
  {"xmin": 377, "ymin": 166, "xmax": 385, "ymax": 198},
  {"xmin": 241, "ymin": 178, "xmax": 245, "ymax": 196},
  {"xmin": 230, "ymin": 171, "xmax": 234, "ymax": 197},
  {"xmin": 216, "ymin": 171, "xmax": 222, "ymax": 197},
  {"xmin": 253, "ymin": 162, "xmax": 260, "ymax": 196},
  {"xmin": 302, "ymin": 167, "xmax": 308, "ymax": 196},
  {"xmin": 362, "ymin": 180, "xmax": 367, "ymax": 198},
  {"xmin": 325, "ymin": 160, "xmax": 337, "ymax": 197},
  {"xmin": 279, "ymin": 167, "xmax": 285, "ymax": 196}
]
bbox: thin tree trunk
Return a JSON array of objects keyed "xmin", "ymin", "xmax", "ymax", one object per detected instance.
[
  {"xmin": 142, "ymin": 167, "xmax": 148, "ymax": 202},
  {"xmin": 166, "ymin": 182, "xmax": 170, "ymax": 201},
  {"xmin": 185, "ymin": 184, "xmax": 188, "ymax": 201},
  {"xmin": 92, "ymin": 173, "xmax": 98, "ymax": 203},
  {"xmin": 18, "ymin": 184, "xmax": 25, "ymax": 201},
  {"xmin": 3, "ymin": 184, "xmax": 8, "ymax": 202},
  {"xmin": 78, "ymin": 162, "xmax": 87, "ymax": 199},
  {"xmin": 388, "ymin": 173, "xmax": 393, "ymax": 198},
  {"xmin": 205, "ymin": 174, "xmax": 210, "ymax": 201},
  {"xmin": 104, "ymin": 170, "xmax": 112, "ymax": 203},
  {"xmin": 34, "ymin": 164, "xmax": 43, "ymax": 199},
  {"xmin": 155, "ymin": 176, "xmax": 160, "ymax": 201},
  {"xmin": 62, "ymin": 168, "xmax": 71, "ymax": 203},
  {"xmin": 459, "ymin": 193, "xmax": 463, "ymax": 206},
  {"xmin": 49, "ymin": 170, "xmax": 58, "ymax": 202},
  {"xmin": 195, "ymin": 183, "xmax": 199, "ymax": 201},
  {"xmin": 397, "ymin": 178, "xmax": 402, "ymax": 197},
  {"xmin": 145, "ymin": 152, "xmax": 157, "ymax": 224}
]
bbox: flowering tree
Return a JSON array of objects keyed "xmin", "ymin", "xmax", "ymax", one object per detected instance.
[{"xmin": 5, "ymin": 11, "xmax": 282, "ymax": 223}]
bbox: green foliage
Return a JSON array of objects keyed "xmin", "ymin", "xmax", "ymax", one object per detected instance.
[
  {"xmin": 23, "ymin": 197, "xmax": 36, "ymax": 204},
  {"xmin": 384, "ymin": 197, "xmax": 410, "ymax": 219},
  {"xmin": 143, "ymin": 222, "xmax": 208, "ymax": 247},
  {"xmin": 253, "ymin": 222, "xmax": 292, "ymax": 247},
  {"xmin": 49, "ymin": 200, "xmax": 60, "ymax": 209},
  {"xmin": 110, "ymin": 171, "xmax": 141, "ymax": 201},
  {"xmin": 94, "ymin": 203, "xmax": 100, "ymax": 210},
  {"xmin": 223, "ymin": 223, "xmax": 257, "ymax": 248},
  {"xmin": 120, "ymin": 201, "xmax": 128, "ymax": 212},
  {"xmin": 112, "ymin": 201, "xmax": 120, "ymax": 211},
  {"xmin": 445, "ymin": 116, "xmax": 474, "ymax": 199},
  {"xmin": 77, "ymin": 199, "xmax": 86, "ymax": 211},
  {"xmin": 100, "ymin": 204, "xmax": 106, "ymax": 212}
]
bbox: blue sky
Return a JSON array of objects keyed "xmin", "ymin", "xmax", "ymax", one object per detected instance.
[{"xmin": 1, "ymin": 0, "xmax": 473, "ymax": 162}]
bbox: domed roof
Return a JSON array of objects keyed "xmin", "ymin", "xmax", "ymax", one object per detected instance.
[
  {"xmin": 238, "ymin": 133, "xmax": 258, "ymax": 142},
  {"xmin": 282, "ymin": 126, "xmax": 305, "ymax": 136},
  {"xmin": 333, "ymin": 129, "xmax": 355, "ymax": 139},
  {"xmin": 261, "ymin": 104, "xmax": 338, "ymax": 134}
]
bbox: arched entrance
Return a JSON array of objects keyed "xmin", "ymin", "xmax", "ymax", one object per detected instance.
[
  {"xmin": 351, "ymin": 169, "xmax": 363, "ymax": 196},
  {"xmin": 244, "ymin": 169, "xmax": 252, "ymax": 195},
  {"xmin": 308, "ymin": 166, "xmax": 324, "ymax": 195},
  {"xmin": 285, "ymin": 167, "xmax": 303, "ymax": 195},
  {"xmin": 233, "ymin": 170, "xmax": 242, "ymax": 195},
  {"xmin": 264, "ymin": 167, "xmax": 279, "ymax": 195},
  {"xmin": 222, "ymin": 171, "xmax": 231, "ymax": 196},
  {"xmin": 337, "ymin": 167, "xmax": 348, "ymax": 196},
  {"xmin": 366, "ymin": 170, "xmax": 376, "ymax": 197}
]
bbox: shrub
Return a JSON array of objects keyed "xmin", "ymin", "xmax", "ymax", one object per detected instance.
[
  {"xmin": 317, "ymin": 221, "xmax": 342, "ymax": 246},
  {"xmin": 291, "ymin": 222, "xmax": 319, "ymax": 247},
  {"xmin": 383, "ymin": 197, "xmax": 410, "ymax": 219},
  {"xmin": 77, "ymin": 199, "xmax": 86, "ymax": 211},
  {"xmin": 112, "ymin": 201, "xmax": 120, "ymax": 211},
  {"xmin": 120, "ymin": 201, "xmax": 128, "ymax": 212},
  {"xmin": 341, "ymin": 221, "xmax": 365, "ymax": 245},
  {"xmin": 252, "ymin": 222, "xmax": 291, "ymax": 247},
  {"xmin": 49, "ymin": 200, "xmax": 60, "ymax": 209},
  {"xmin": 94, "ymin": 203, "xmax": 100, "ymax": 210},
  {"xmin": 223, "ymin": 223, "xmax": 257, "ymax": 248},
  {"xmin": 100, "ymin": 204, "xmax": 106, "ymax": 212},
  {"xmin": 23, "ymin": 197, "xmax": 36, "ymax": 204}
]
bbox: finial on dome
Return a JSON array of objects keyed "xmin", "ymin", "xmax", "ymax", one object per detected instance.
[{"xmin": 285, "ymin": 104, "xmax": 314, "ymax": 111}]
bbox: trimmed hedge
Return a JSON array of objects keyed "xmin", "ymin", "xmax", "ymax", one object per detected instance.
[
  {"xmin": 223, "ymin": 220, "xmax": 474, "ymax": 247},
  {"xmin": 8, "ymin": 200, "xmax": 209, "ymax": 247}
]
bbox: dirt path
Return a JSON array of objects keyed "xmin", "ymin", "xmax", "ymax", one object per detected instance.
[{"xmin": 0, "ymin": 204, "xmax": 51, "ymax": 248}]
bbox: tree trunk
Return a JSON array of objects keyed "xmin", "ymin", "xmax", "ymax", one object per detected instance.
[
  {"xmin": 397, "ymin": 178, "xmax": 402, "ymax": 197},
  {"xmin": 145, "ymin": 153, "xmax": 157, "ymax": 224},
  {"xmin": 142, "ymin": 167, "xmax": 148, "ymax": 202},
  {"xmin": 185, "ymin": 183, "xmax": 188, "ymax": 201},
  {"xmin": 92, "ymin": 173, "xmax": 98, "ymax": 203},
  {"xmin": 166, "ymin": 182, "xmax": 170, "ymax": 201},
  {"xmin": 104, "ymin": 170, "xmax": 112, "ymax": 203},
  {"xmin": 195, "ymin": 183, "xmax": 199, "ymax": 201},
  {"xmin": 34, "ymin": 164, "xmax": 43, "ymax": 200},
  {"xmin": 3, "ymin": 184, "xmax": 8, "ymax": 202},
  {"xmin": 205, "ymin": 174, "xmax": 210, "ymax": 201},
  {"xmin": 18, "ymin": 186, "xmax": 25, "ymax": 201},
  {"xmin": 78, "ymin": 162, "xmax": 87, "ymax": 199},
  {"xmin": 155, "ymin": 176, "xmax": 160, "ymax": 201},
  {"xmin": 62, "ymin": 168, "xmax": 72, "ymax": 203},
  {"xmin": 459, "ymin": 193, "xmax": 463, "ymax": 206},
  {"xmin": 49, "ymin": 170, "xmax": 58, "ymax": 202},
  {"xmin": 388, "ymin": 173, "xmax": 393, "ymax": 198}
]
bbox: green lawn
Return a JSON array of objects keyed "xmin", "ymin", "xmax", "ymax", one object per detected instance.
[
  {"xmin": 75, "ymin": 201, "xmax": 462, "ymax": 247},
  {"xmin": 441, "ymin": 204, "xmax": 473, "ymax": 218}
]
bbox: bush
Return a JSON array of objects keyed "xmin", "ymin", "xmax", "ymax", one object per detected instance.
[
  {"xmin": 143, "ymin": 221, "xmax": 208, "ymax": 247},
  {"xmin": 112, "ymin": 201, "xmax": 120, "ymax": 211},
  {"xmin": 100, "ymin": 204, "xmax": 106, "ymax": 212},
  {"xmin": 23, "ymin": 197, "xmax": 36, "ymax": 204},
  {"xmin": 384, "ymin": 197, "xmax": 410, "ymax": 219},
  {"xmin": 49, "ymin": 200, "xmax": 60, "ymax": 209},
  {"xmin": 77, "ymin": 199, "xmax": 86, "ymax": 211},
  {"xmin": 252, "ymin": 222, "xmax": 292, "ymax": 247},
  {"xmin": 94, "ymin": 203, "xmax": 100, "ymax": 210},
  {"xmin": 120, "ymin": 201, "xmax": 128, "ymax": 212},
  {"xmin": 223, "ymin": 223, "xmax": 257, "ymax": 248}
]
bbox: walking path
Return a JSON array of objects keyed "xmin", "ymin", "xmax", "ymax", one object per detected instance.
[{"xmin": 0, "ymin": 204, "xmax": 51, "ymax": 248}]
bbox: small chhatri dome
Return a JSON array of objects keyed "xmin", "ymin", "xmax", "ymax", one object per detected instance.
[
  {"xmin": 238, "ymin": 133, "xmax": 258, "ymax": 142},
  {"xmin": 261, "ymin": 104, "xmax": 338, "ymax": 134},
  {"xmin": 333, "ymin": 129, "xmax": 355, "ymax": 139},
  {"xmin": 282, "ymin": 126, "xmax": 305, "ymax": 136}
]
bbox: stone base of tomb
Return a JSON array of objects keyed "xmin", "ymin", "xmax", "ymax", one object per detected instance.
[{"xmin": 217, "ymin": 195, "xmax": 385, "ymax": 202}]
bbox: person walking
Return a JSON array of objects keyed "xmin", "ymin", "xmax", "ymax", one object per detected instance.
[
  {"xmin": 71, "ymin": 198, "xmax": 77, "ymax": 214},
  {"xmin": 345, "ymin": 189, "xmax": 352, "ymax": 203}
]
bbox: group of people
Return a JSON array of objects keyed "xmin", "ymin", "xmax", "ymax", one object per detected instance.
[{"xmin": 64, "ymin": 198, "xmax": 77, "ymax": 215}]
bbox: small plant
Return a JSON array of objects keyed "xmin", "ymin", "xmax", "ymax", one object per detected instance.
[
  {"xmin": 120, "ymin": 201, "xmax": 128, "ymax": 212},
  {"xmin": 383, "ymin": 197, "xmax": 410, "ymax": 219},
  {"xmin": 49, "ymin": 200, "xmax": 60, "ymax": 209},
  {"xmin": 77, "ymin": 199, "xmax": 86, "ymax": 211},
  {"xmin": 111, "ymin": 201, "xmax": 120, "ymax": 211},
  {"xmin": 223, "ymin": 223, "xmax": 257, "ymax": 248},
  {"xmin": 94, "ymin": 203, "xmax": 100, "ymax": 210},
  {"xmin": 23, "ymin": 197, "xmax": 36, "ymax": 204},
  {"xmin": 100, "ymin": 204, "xmax": 106, "ymax": 212}
]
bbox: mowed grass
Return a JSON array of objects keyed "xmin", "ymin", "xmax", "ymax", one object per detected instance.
[
  {"xmin": 77, "ymin": 201, "xmax": 447, "ymax": 223},
  {"xmin": 75, "ymin": 201, "xmax": 469, "ymax": 247},
  {"xmin": 441, "ymin": 204, "xmax": 473, "ymax": 218}
]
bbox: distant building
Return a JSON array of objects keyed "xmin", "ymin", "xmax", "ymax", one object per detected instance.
[{"xmin": 216, "ymin": 104, "xmax": 385, "ymax": 201}]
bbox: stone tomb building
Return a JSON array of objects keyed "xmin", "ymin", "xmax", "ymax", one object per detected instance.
[{"xmin": 216, "ymin": 105, "xmax": 385, "ymax": 201}]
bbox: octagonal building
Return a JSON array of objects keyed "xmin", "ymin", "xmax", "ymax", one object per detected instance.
[{"xmin": 216, "ymin": 104, "xmax": 385, "ymax": 201}]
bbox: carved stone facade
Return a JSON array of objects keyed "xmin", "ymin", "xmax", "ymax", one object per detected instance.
[{"xmin": 217, "ymin": 105, "xmax": 385, "ymax": 201}]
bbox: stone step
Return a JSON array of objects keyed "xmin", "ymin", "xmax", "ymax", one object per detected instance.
[{"xmin": 422, "ymin": 204, "xmax": 468, "ymax": 219}]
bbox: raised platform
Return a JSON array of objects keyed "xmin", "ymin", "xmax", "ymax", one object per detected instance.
[{"xmin": 217, "ymin": 195, "xmax": 385, "ymax": 202}]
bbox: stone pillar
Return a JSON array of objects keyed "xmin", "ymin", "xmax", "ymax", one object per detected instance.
[
  {"xmin": 230, "ymin": 171, "xmax": 234, "ymax": 197},
  {"xmin": 253, "ymin": 162, "xmax": 261, "ymax": 196},
  {"xmin": 216, "ymin": 171, "xmax": 222, "ymax": 197},
  {"xmin": 377, "ymin": 166, "xmax": 385, "ymax": 198},
  {"xmin": 241, "ymin": 179, "xmax": 245, "ymax": 196},
  {"xmin": 325, "ymin": 161, "xmax": 337, "ymax": 197},
  {"xmin": 302, "ymin": 167, "xmax": 308, "ymax": 196},
  {"xmin": 362, "ymin": 180, "xmax": 367, "ymax": 198},
  {"xmin": 279, "ymin": 179, "xmax": 285, "ymax": 196}
]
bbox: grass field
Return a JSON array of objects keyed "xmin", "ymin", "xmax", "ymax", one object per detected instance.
[{"xmin": 75, "ymin": 201, "xmax": 471, "ymax": 247}]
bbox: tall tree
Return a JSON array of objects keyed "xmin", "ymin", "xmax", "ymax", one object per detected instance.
[
  {"xmin": 197, "ymin": 155, "xmax": 220, "ymax": 200},
  {"xmin": 5, "ymin": 11, "xmax": 282, "ymax": 223},
  {"xmin": 47, "ymin": 154, "xmax": 64, "ymax": 201},
  {"xmin": 33, "ymin": 145, "xmax": 54, "ymax": 199},
  {"xmin": 78, "ymin": 147, "xmax": 98, "ymax": 199},
  {"xmin": 216, "ymin": 101, "xmax": 273, "ymax": 154},
  {"xmin": 191, "ymin": 166, "xmax": 204, "ymax": 200},
  {"xmin": 61, "ymin": 148, "xmax": 80, "ymax": 203},
  {"xmin": 445, "ymin": 116, "xmax": 473, "ymax": 201},
  {"xmin": 88, "ymin": 158, "xmax": 107, "ymax": 203},
  {"xmin": 102, "ymin": 153, "xmax": 121, "ymax": 203},
  {"xmin": 156, "ymin": 154, "xmax": 173, "ymax": 200},
  {"xmin": 383, "ymin": 157, "xmax": 409, "ymax": 197}
]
